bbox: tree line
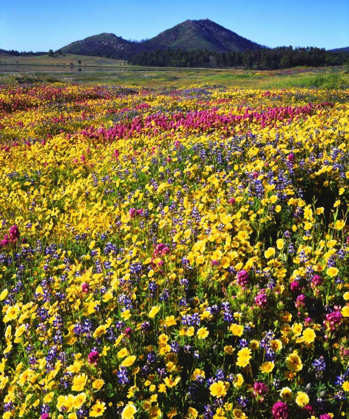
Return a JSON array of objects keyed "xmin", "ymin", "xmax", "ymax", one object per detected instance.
[
  {"xmin": 0, "ymin": 48, "xmax": 47, "ymax": 57},
  {"xmin": 128, "ymin": 46, "xmax": 349, "ymax": 69}
]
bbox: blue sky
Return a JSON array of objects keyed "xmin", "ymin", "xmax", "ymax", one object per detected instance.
[{"xmin": 1, "ymin": 0, "xmax": 348, "ymax": 51}]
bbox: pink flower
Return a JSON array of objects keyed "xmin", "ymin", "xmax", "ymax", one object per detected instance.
[
  {"xmin": 41, "ymin": 414, "xmax": 50, "ymax": 419},
  {"xmin": 290, "ymin": 281, "xmax": 301, "ymax": 293},
  {"xmin": 255, "ymin": 291, "xmax": 267, "ymax": 308},
  {"xmin": 287, "ymin": 153, "xmax": 295, "ymax": 162},
  {"xmin": 295, "ymin": 294, "xmax": 306, "ymax": 308},
  {"xmin": 311, "ymin": 275, "xmax": 322, "ymax": 286},
  {"xmin": 0, "ymin": 235, "xmax": 10, "ymax": 247},
  {"xmin": 236, "ymin": 270, "xmax": 249, "ymax": 287},
  {"xmin": 124, "ymin": 327, "xmax": 133, "ymax": 337},
  {"xmin": 88, "ymin": 350, "xmax": 99, "ymax": 366},
  {"xmin": 154, "ymin": 243, "xmax": 170, "ymax": 257},
  {"xmin": 272, "ymin": 401, "xmax": 289, "ymax": 419},
  {"xmin": 228, "ymin": 198, "xmax": 236, "ymax": 204},
  {"xmin": 302, "ymin": 405, "xmax": 314, "ymax": 415},
  {"xmin": 304, "ymin": 317, "xmax": 312, "ymax": 326},
  {"xmin": 81, "ymin": 283, "xmax": 89, "ymax": 293},
  {"xmin": 253, "ymin": 382, "xmax": 268, "ymax": 395},
  {"xmin": 9, "ymin": 225, "xmax": 20, "ymax": 241}
]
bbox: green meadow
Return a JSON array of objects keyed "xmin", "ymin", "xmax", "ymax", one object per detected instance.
[{"xmin": 0, "ymin": 53, "xmax": 348, "ymax": 89}]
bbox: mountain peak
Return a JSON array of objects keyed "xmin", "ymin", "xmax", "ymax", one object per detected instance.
[
  {"xmin": 59, "ymin": 19, "xmax": 266, "ymax": 59},
  {"xmin": 147, "ymin": 19, "xmax": 263, "ymax": 52}
]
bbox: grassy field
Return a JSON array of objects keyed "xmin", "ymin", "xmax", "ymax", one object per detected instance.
[
  {"xmin": 0, "ymin": 53, "xmax": 349, "ymax": 90},
  {"xmin": 0, "ymin": 64, "xmax": 348, "ymax": 90},
  {"xmin": 0, "ymin": 53, "xmax": 127, "ymax": 66}
]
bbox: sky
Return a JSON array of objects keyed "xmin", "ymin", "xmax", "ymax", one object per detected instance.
[{"xmin": 1, "ymin": 0, "xmax": 348, "ymax": 51}]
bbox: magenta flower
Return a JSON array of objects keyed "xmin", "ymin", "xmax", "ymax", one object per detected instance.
[
  {"xmin": 324, "ymin": 308, "xmax": 342, "ymax": 331},
  {"xmin": 81, "ymin": 283, "xmax": 89, "ymax": 293},
  {"xmin": 0, "ymin": 234, "xmax": 10, "ymax": 247},
  {"xmin": 9, "ymin": 225, "xmax": 20, "ymax": 241},
  {"xmin": 88, "ymin": 350, "xmax": 100, "ymax": 366},
  {"xmin": 287, "ymin": 153, "xmax": 295, "ymax": 162},
  {"xmin": 311, "ymin": 275, "xmax": 322, "ymax": 286},
  {"xmin": 236, "ymin": 270, "xmax": 249, "ymax": 287},
  {"xmin": 304, "ymin": 317, "xmax": 313, "ymax": 326},
  {"xmin": 255, "ymin": 291, "xmax": 267, "ymax": 308},
  {"xmin": 124, "ymin": 327, "xmax": 133, "ymax": 337},
  {"xmin": 272, "ymin": 401, "xmax": 289, "ymax": 419},
  {"xmin": 154, "ymin": 243, "xmax": 170, "ymax": 257},
  {"xmin": 302, "ymin": 405, "xmax": 314, "ymax": 415},
  {"xmin": 253, "ymin": 382, "xmax": 268, "ymax": 395},
  {"xmin": 295, "ymin": 294, "xmax": 306, "ymax": 308},
  {"xmin": 40, "ymin": 414, "xmax": 50, "ymax": 419},
  {"xmin": 290, "ymin": 281, "xmax": 301, "ymax": 293}
]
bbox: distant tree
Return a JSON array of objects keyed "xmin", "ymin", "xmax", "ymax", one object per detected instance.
[
  {"xmin": 48, "ymin": 49, "xmax": 54, "ymax": 57},
  {"xmin": 243, "ymin": 51, "xmax": 253, "ymax": 69},
  {"xmin": 57, "ymin": 50, "xmax": 63, "ymax": 55},
  {"xmin": 209, "ymin": 55, "xmax": 216, "ymax": 67},
  {"xmin": 280, "ymin": 55, "xmax": 292, "ymax": 68}
]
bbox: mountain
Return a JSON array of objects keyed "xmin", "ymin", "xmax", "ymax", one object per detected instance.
[
  {"xmin": 59, "ymin": 19, "xmax": 266, "ymax": 59},
  {"xmin": 59, "ymin": 33, "xmax": 152, "ymax": 59},
  {"xmin": 144, "ymin": 19, "xmax": 265, "ymax": 52},
  {"xmin": 332, "ymin": 47, "xmax": 349, "ymax": 54}
]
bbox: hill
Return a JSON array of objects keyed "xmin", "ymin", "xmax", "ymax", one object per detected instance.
[
  {"xmin": 332, "ymin": 47, "xmax": 349, "ymax": 54},
  {"xmin": 59, "ymin": 33, "xmax": 152, "ymax": 59},
  {"xmin": 59, "ymin": 19, "xmax": 266, "ymax": 59},
  {"xmin": 144, "ymin": 19, "xmax": 265, "ymax": 52}
]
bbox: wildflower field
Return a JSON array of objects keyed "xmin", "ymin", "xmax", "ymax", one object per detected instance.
[{"xmin": 1, "ymin": 83, "xmax": 349, "ymax": 419}]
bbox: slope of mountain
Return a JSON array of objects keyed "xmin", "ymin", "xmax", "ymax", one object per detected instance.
[
  {"xmin": 59, "ymin": 33, "xmax": 151, "ymax": 59},
  {"xmin": 144, "ymin": 19, "xmax": 265, "ymax": 52},
  {"xmin": 59, "ymin": 19, "xmax": 266, "ymax": 59},
  {"xmin": 332, "ymin": 47, "xmax": 349, "ymax": 54}
]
